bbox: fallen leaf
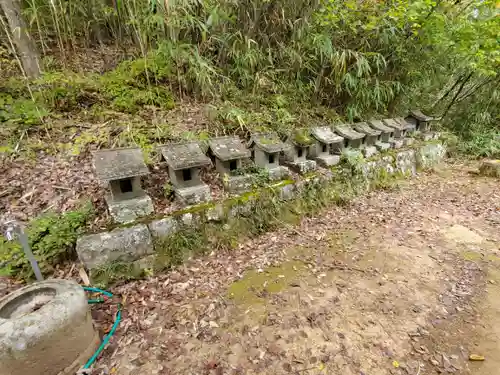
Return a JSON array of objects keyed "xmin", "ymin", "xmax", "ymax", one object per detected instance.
[
  {"xmin": 392, "ymin": 360, "xmax": 400, "ymax": 368},
  {"xmin": 469, "ymin": 354, "xmax": 485, "ymax": 361}
]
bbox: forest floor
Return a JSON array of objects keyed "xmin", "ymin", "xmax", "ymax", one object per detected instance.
[
  {"xmin": 1, "ymin": 161, "xmax": 499, "ymax": 375},
  {"xmin": 66, "ymin": 161, "xmax": 498, "ymax": 375}
]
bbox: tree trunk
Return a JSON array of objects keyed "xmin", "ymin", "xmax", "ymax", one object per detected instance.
[{"xmin": 0, "ymin": 0, "xmax": 41, "ymax": 78}]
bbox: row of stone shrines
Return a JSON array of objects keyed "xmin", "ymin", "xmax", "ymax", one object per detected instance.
[{"xmin": 93, "ymin": 110, "xmax": 435, "ymax": 223}]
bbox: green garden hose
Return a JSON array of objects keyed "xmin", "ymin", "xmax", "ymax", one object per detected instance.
[{"xmin": 82, "ymin": 286, "xmax": 122, "ymax": 371}]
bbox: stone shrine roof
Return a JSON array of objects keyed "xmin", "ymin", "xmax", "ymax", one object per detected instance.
[
  {"xmin": 248, "ymin": 133, "xmax": 290, "ymax": 153},
  {"xmin": 353, "ymin": 122, "xmax": 381, "ymax": 137},
  {"xmin": 382, "ymin": 118, "xmax": 405, "ymax": 130},
  {"xmin": 159, "ymin": 142, "xmax": 211, "ymax": 170},
  {"xmin": 368, "ymin": 120, "xmax": 394, "ymax": 133},
  {"xmin": 395, "ymin": 117, "xmax": 415, "ymax": 130},
  {"xmin": 333, "ymin": 124, "xmax": 365, "ymax": 140},
  {"xmin": 409, "ymin": 109, "xmax": 434, "ymax": 122},
  {"xmin": 311, "ymin": 126, "xmax": 343, "ymax": 144},
  {"xmin": 288, "ymin": 129, "xmax": 315, "ymax": 147},
  {"xmin": 94, "ymin": 147, "xmax": 149, "ymax": 182},
  {"xmin": 208, "ymin": 136, "xmax": 250, "ymax": 161}
]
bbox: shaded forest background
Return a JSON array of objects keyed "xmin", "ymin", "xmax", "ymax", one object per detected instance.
[{"xmin": 0, "ymin": 0, "xmax": 499, "ymax": 157}]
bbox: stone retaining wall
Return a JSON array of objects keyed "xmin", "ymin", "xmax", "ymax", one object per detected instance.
[{"xmin": 76, "ymin": 142, "xmax": 447, "ymax": 272}]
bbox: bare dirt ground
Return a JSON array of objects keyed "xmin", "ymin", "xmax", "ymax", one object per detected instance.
[
  {"xmin": 2, "ymin": 161, "xmax": 498, "ymax": 375},
  {"xmin": 77, "ymin": 162, "xmax": 499, "ymax": 375}
]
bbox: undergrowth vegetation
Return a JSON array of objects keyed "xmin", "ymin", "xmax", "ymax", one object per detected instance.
[
  {"xmin": 0, "ymin": 202, "xmax": 93, "ymax": 279},
  {"xmin": 0, "ymin": 0, "xmax": 498, "ymax": 158}
]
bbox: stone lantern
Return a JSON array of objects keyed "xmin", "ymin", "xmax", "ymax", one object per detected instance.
[
  {"xmin": 207, "ymin": 136, "xmax": 253, "ymax": 192},
  {"xmin": 310, "ymin": 126, "xmax": 343, "ymax": 167},
  {"xmin": 284, "ymin": 129, "xmax": 317, "ymax": 174},
  {"xmin": 94, "ymin": 147, "xmax": 154, "ymax": 223},
  {"xmin": 334, "ymin": 124, "xmax": 365, "ymax": 150},
  {"xmin": 248, "ymin": 133, "xmax": 290, "ymax": 180},
  {"xmin": 159, "ymin": 142, "xmax": 212, "ymax": 204}
]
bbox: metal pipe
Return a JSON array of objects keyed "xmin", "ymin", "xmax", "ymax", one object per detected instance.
[{"xmin": 3, "ymin": 220, "xmax": 43, "ymax": 281}]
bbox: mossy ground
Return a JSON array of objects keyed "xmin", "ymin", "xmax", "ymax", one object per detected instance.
[{"xmin": 227, "ymin": 260, "xmax": 306, "ymax": 305}]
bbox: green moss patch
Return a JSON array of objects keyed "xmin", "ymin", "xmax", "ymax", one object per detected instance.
[{"xmin": 228, "ymin": 260, "xmax": 306, "ymax": 305}]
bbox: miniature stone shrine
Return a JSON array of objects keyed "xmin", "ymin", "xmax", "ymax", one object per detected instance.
[
  {"xmin": 248, "ymin": 132, "xmax": 290, "ymax": 181},
  {"xmin": 159, "ymin": 142, "xmax": 212, "ymax": 204},
  {"xmin": 207, "ymin": 136, "xmax": 253, "ymax": 192},
  {"xmin": 94, "ymin": 147, "xmax": 154, "ymax": 223},
  {"xmin": 368, "ymin": 119, "xmax": 395, "ymax": 145},
  {"xmin": 310, "ymin": 126, "xmax": 344, "ymax": 167},
  {"xmin": 382, "ymin": 118, "xmax": 408, "ymax": 148},
  {"xmin": 394, "ymin": 117, "xmax": 417, "ymax": 144},
  {"xmin": 352, "ymin": 122, "xmax": 384, "ymax": 157},
  {"xmin": 334, "ymin": 124, "xmax": 365, "ymax": 150},
  {"xmin": 284, "ymin": 129, "xmax": 317, "ymax": 174},
  {"xmin": 405, "ymin": 110, "xmax": 434, "ymax": 133}
]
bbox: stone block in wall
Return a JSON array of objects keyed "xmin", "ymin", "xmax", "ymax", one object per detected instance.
[
  {"xmin": 206, "ymin": 204, "xmax": 225, "ymax": 222},
  {"xmin": 268, "ymin": 166, "xmax": 291, "ymax": 181},
  {"xmin": 148, "ymin": 217, "xmax": 178, "ymax": 239},
  {"xmin": 361, "ymin": 161, "xmax": 378, "ymax": 178},
  {"xmin": 278, "ymin": 183, "xmax": 296, "ymax": 200},
  {"xmin": 396, "ymin": 150, "xmax": 416, "ymax": 176},
  {"xmin": 416, "ymin": 143, "xmax": 446, "ymax": 169},
  {"xmin": 224, "ymin": 175, "xmax": 253, "ymax": 194},
  {"xmin": 76, "ymin": 224, "xmax": 153, "ymax": 269},
  {"xmin": 287, "ymin": 159, "xmax": 317, "ymax": 174},
  {"xmin": 377, "ymin": 155, "xmax": 395, "ymax": 174},
  {"xmin": 229, "ymin": 199, "xmax": 255, "ymax": 217},
  {"xmin": 107, "ymin": 195, "xmax": 154, "ymax": 224},
  {"xmin": 175, "ymin": 185, "xmax": 212, "ymax": 205},
  {"xmin": 362, "ymin": 145, "xmax": 378, "ymax": 158}
]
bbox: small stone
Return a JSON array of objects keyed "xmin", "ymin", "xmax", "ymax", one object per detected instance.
[{"xmin": 479, "ymin": 160, "xmax": 500, "ymax": 177}]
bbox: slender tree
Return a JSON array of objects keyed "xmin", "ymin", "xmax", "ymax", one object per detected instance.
[{"xmin": 0, "ymin": 0, "xmax": 41, "ymax": 78}]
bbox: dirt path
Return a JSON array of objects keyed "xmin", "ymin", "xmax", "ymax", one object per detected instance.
[{"xmin": 94, "ymin": 163, "xmax": 500, "ymax": 375}]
